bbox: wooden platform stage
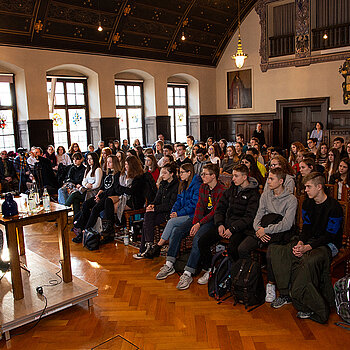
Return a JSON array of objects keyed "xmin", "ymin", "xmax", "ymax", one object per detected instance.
[{"xmin": 0, "ymin": 250, "xmax": 98, "ymax": 341}]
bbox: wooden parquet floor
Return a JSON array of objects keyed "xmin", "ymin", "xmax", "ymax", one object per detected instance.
[{"xmin": 1, "ymin": 221, "xmax": 350, "ymax": 350}]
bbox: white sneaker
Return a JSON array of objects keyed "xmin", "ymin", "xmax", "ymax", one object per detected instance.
[
  {"xmin": 265, "ymin": 283, "xmax": 276, "ymax": 303},
  {"xmin": 197, "ymin": 271, "xmax": 210, "ymax": 285}
]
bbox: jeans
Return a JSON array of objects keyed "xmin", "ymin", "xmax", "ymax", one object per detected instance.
[
  {"xmin": 184, "ymin": 221, "xmax": 215, "ymax": 275},
  {"xmin": 161, "ymin": 215, "xmax": 192, "ymax": 241},
  {"xmin": 58, "ymin": 187, "xmax": 69, "ymax": 205},
  {"xmin": 164, "ymin": 216, "xmax": 193, "ymax": 263}
]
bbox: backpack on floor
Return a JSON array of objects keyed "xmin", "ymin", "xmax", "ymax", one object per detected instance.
[
  {"xmin": 334, "ymin": 274, "xmax": 350, "ymax": 330},
  {"xmin": 174, "ymin": 251, "xmax": 202, "ymax": 276},
  {"xmin": 231, "ymin": 258, "xmax": 265, "ymax": 310},
  {"xmin": 208, "ymin": 251, "xmax": 233, "ymax": 300},
  {"xmin": 83, "ymin": 228, "xmax": 100, "ymax": 251}
]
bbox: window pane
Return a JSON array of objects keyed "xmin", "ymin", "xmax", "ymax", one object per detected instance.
[
  {"xmin": 134, "ymin": 95, "xmax": 141, "ymax": 106},
  {"xmin": 76, "ymin": 94, "xmax": 85, "ymax": 105},
  {"xmin": 176, "ymin": 126, "xmax": 187, "ymax": 143},
  {"xmin": 118, "ymin": 95, "xmax": 126, "ymax": 106},
  {"xmin": 118, "ymin": 85, "xmax": 125, "ymax": 96},
  {"xmin": 175, "ymin": 96, "xmax": 181, "ymax": 106},
  {"xmin": 117, "ymin": 109, "xmax": 127, "ymax": 131},
  {"xmin": 67, "ymin": 94, "xmax": 76, "ymax": 105},
  {"xmin": 66, "ymin": 82, "xmax": 75, "ymax": 93},
  {"xmin": 175, "ymin": 108, "xmax": 187, "ymax": 126},
  {"xmin": 168, "ymin": 108, "xmax": 175, "ymax": 143},
  {"xmin": 127, "ymin": 94, "xmax": 135, "ymax": 106},
  {"xmin": 53, "ymin": 132, "xmax": 68, "ymax": 151},
  {"xmin": 0, "ymin": 110, "xmax": 14, "ymax": 135},
  {"xmin": 55, "ymin": 82, "xmax": 64, "ymax": 93},
  {"xmin": 75, "ymin": 83, "xmax": 84, "ymax": 94},
  {"xmin": 68, "ymin": 109, "xmax": 86, "ymax": 132},
  {"xmin": 47, "ymin": 82, "xmax": 51, "ymax": 93},
  {"xmin": 51, "ymin": 109, "xmax": 67, "ymax": 132},
  {"xmin": 0, "ymin": 82, "xmax": 12, "ymax": 106},
  {"xmin": 128, "ymin": 108, "xmax": 142, "ymax": 129},
  {"xmin": 70, "ymin": 131, "xmax": 87, "ymax": 152},
  {"xmin": 55, "ymin": 94, "xmax": 65, "ymax": 105}
]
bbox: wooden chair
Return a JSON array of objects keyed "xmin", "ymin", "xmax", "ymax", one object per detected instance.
[
  {"xmin": 123, "ymin": 207, "xmax": 146, "ymax": 232},
  {"xmin": 330, "ymin": 200, "xmax": 350, "ymax": 274},
  {"xmin": 325, "ymin": 183, "xmax": 338, "ymax": 199},
  {"xmin": 218, "ymin": 174, "xmax": 232, "ymax": 189}
]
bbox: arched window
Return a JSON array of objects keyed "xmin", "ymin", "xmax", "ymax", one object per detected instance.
[
  {"xmin": 0, "ymin": 74, "xmax": 17, "ymax": 151},
  {"xmin": 115, "ymin": 81, "xmax": 144, "ymax": 146},
  {"xmin": 167, "ymin": 84, "xmax": 188, "ymax": 143},
  {"xmin": 47, "ymin": 77, "xmax": 89, "ymax": 151}
]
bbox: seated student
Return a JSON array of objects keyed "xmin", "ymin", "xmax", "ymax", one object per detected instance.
[
  {"xmin": 72, "ymin": 155, "xmax": 121, "ymax": 244},
  {"xmin": 247, "ymin": 147, "xmax": 266, "ymax": 178},
  {"xmin": 333, "ymin": 136, "xmax": 348, "ymax": 159},
  {"xmin": 155, "ymin": 140, "xmax": 164, "ymax": 161},
  {"xmin": 176, "ymin": 164, "xmax": 226, "ymax": 290},
  {"xmin": 65, "ymin": 152, "xmax": 103, "ymax": 215},
  {"xmin": 240, "ymin": 154, "xmax": 265, "ymax": 186},
  {"xmin": 197, "ymin": 164, "xmax": 260, "ymax": 285},
  {"xmin": 329, "ymin": 158, "xmax": 350, "ymax": 200},
  {"xmin": 158, "ymin": 144, "xmax": 174, "ymax": 167},
  {"xmin": 146, "ymin": 163, "xmax": 201, "ymax": 271},
  {"xmin": 208, "ymin": 143, "xmax": 221, "ymax": 166},
  {"xmin": 218, "ymin": 139, "xmax": 227, "ymax": 160},
  {"xmin": 186, "ymin": 135, "xmax": 195, "ymax": 159},
  {"xmin": 234, "ymin": 141, "xmax": 244, "ymax": 160},
  {"xmin": 220, "ymin": 145, "xmax": 239, "ymax": 174},
  {"xmin": 176, "ymin": 144, "xmax": 192, "ymax": 167},
  {"xmin": 58, "ymin": 152, "xmax": 85, "ymax": 205},
  {"xmin": 13, "ymin": 149, "xmax": 31, "ymax": 193},
  {"xmin": 307, "ymin": 138, "xmax": 318, "ymax": 155},
  {"xmin": 122, "ymin": 139, "xmax": 130, "ymax": 153},
  {"xmin": 100, "ymin": 147, "xmax": 113, "ymax": 173},
  {"xmin": 133, "ymin": 163, "xmax": 179, "ymax": 259},
  {"xmin": 316, "ymin": 142, "xmax": 328, "ymax": 166},
  {"xmin": 33, "ymin": 147, "xmax": 58, "ymax": 194},
  {"xmin": 44, "ymin": 145, "xmax": 57, "ymax": 170},
  {"xmin": 303, "ymin": 151, "xmax": 324, "ymax": 173},
  {"xmin": 0, "ymin": 150, "xmax": 18, "ymax": 193},
  {"xmin": 236, "ymin": 134, "xmax": 248, "ymax": 153},
  {"xmin": 144, "ymin": 154, "xmax": 160, "ymax": 183},
  {"xmin": 295, "ymin": 157, "xmax": 315, "ymax": 196},
  {"xmin": 95, "ymin": 140, "xmax": 105, "ymax": 158},
  {"xmin": 270, "ymin": 173, "xmax": 343, "ymax": 323},
  {"xmin": 324, "ymin": 147, "xmax": 340, "ymax": 183},
  {"xmin": 265, "ymin": 155, "xmax": 295, "ymax": 194},
  {"xmin": 193, "ymin": 148, "xmax": 210, "ymax": 176},
  {"xmin": 68, "ymin": 143, "xmax": 82, "ymax": 160},
  {"xmin": 238, "ymin": 168, "xmax": 297, "ymax": 303}
]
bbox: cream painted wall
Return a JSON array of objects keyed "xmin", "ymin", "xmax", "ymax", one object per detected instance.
[
  {"xmin": 216, "ymin": 9, "xmax": 350, "ymax": 114},
  {"xmin": 0, "ymin": 45, "xmax": 216, "ymax": 122}
]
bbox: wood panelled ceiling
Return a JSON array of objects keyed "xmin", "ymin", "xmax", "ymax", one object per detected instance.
[{"xmin": 0, "ymin": 0, "xmax": 256, "ymax": 67}]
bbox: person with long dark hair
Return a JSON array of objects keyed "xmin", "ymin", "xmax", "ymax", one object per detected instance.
[
  {"xmin": 44, "ymin": 145, "xmax": 57, "ymax": 170},
  {"xmin": 240, "ymin": 154, "xmax": 264, "ymax": 186},
  {"xmin": 324, "ymin": 147, "xmax": 340, "ymax": 183},
  {"xmin": 65, "ymin": 152, "xmax": 102, "ymax": 215},
  {"xmin": 316, "ymin": 142, "xmax": 328, "ymax": 166},
  {"xmin": 100, "ymin": 147, "xmax": 112, "ymax": 173},
  {"xmin": 68, "ymin": 143, "xmax": 81, "ymax": 160},
  {"xmin": 220, "ymin": 145, "xmax": 239, "ymax": 174},
  {"xmin": 295, "ymin": 158, "xmax": 315, "ymax": 196},
  {"xmin": 329, "ymin": 158, "xmax": 350, "ymax": 200},
  {"xmin": 310, "ymin": 121, "xmax": 323, "ymax": 147},
  {"xmin": 133, "ymin": 162, "xmax": 179, "ymax": 259},
  {"xmin": 218, "ymin": 139, "xmax": 228, "ymax": 159},
  {"xmin": 144, "ymin": 154, "xmax": 160, "ymax": 182}
]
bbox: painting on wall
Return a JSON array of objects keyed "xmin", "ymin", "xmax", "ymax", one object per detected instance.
[{"xmin": 227, "ymin": 69, "xmax": 252, "ymax": 109}]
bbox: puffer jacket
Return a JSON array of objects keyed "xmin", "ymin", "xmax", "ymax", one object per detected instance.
[
  {"xmin": 171, "ymin": 174, "xmax": 202, "ymax": 218},
  {"xmin": 214, "ymin": 177, "xmax": 260, "ymax": 236}
]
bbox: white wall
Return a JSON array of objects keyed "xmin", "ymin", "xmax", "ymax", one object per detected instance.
[{"xmin": 216, "ymin": 9, "xmax": 350, "ymax": 114}]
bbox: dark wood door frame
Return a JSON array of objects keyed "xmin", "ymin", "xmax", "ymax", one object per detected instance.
[{"xmin": 276, "ymin": 97, "xmax": 329, "ymax": 148}]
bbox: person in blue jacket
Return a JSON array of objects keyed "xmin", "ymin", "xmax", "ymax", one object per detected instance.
[{"xmin": 148, "ymin": 163, "xmax": 202, "ymax": 278}]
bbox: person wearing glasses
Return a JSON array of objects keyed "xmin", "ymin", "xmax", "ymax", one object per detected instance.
[
  {"xmin": 147, "ymin": 164, "xmax": 201, "ymax": 278},
  {"xmin": 176, "ymin": 164, "xmax": 226, "ymax": 290}
]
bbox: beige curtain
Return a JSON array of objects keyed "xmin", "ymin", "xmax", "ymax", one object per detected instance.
[
  {"xmin": 316, "ymin": 0, "xmax": 349, "ymax": 27},
  {"xmin": 273, "ymin": 3, "xmax": 295, "ymax": 36}
]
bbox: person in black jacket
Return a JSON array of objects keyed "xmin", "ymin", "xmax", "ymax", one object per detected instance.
[
  {"xmin": 58, "ymin": 152, "xmax": 85, "ymax": 205},
  {"xmin": 133, "ymin": 162, "xmax": 179, "ymax": 259},
  {"xmin": 196, "ymin": 164, "xmax": 260, "ymax": 285},
  {"xmin": 0, "ymin": 150, "xmax": 18, "ymax": 193},
  {"xmin": 72, "ymin": 155, "xmax": 121, "ymax": 243}
]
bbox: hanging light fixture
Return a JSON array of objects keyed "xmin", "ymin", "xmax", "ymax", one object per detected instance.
[
  {"xmin": 232, "ymin": 0, "xmax": 247, "ymax": 69},
  {"xmin": 181, "ymin": 21, "xmax": 186, "ymax": 41},
  {"xmin": 97, "ymin": 0, "xmax": 103, "ymax": 31}
]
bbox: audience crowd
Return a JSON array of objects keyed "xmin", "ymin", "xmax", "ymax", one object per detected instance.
[{"xmin": 0, "ymin": 121, "xmax": 348, "ymax": 324}]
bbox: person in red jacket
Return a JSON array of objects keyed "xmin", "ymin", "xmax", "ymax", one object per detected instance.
[{"xmin": 176, "ymin": 163, "xmax": 226, "ymax": 290}]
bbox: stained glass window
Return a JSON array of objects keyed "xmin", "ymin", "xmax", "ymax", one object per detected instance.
[
  {"xmin": 47, "ymin": 78, "xmax": 89, "ymax": 151},
  {"xmin": 0, "ymin": 79, "xmax": 17, "ymax": 152},
  {"xmin": 115, "ymin": 82, "xmax": 144, "ymax": 146},
  {"xmin": 167, "ymin": 85, "xmax": 188, "ymax": 143}
]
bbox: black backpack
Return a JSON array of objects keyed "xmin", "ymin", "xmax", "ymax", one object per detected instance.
[
  {"xmin": 231, "ymin": 258, "xmax": 265, "ymax": 310},
  {"xmin": 208, "ymin": 251, "xmax": 233, "ymax": 300},
  {"xmin": 83, "ymin": 228, "xmax": 100, "ymax": 251},
  {"xmin": 334, "ymin": 274, "xmax": 350, "ymax": 330}
]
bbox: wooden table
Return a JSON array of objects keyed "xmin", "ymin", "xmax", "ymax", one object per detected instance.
[{"xmin": 0, "ymin": 202, "xmax": 71, "ymax": 300}]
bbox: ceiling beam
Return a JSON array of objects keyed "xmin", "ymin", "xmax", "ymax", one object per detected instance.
[
  {"xmin": 166, "ymin": 0, "xmax": 197, "ymax": 57},
  {"xmin": 30, "ymin": 0, "xmax": 50, "ymax": 42},
  {"xmin": 107, "ymin": 0, "xmax": 129, "ymax": 50}
]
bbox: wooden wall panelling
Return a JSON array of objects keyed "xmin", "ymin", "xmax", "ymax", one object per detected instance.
[
  {"xmin": 28, "ymin": 120, "xmax": 54, "ymax": 151},
  {"xmin": 100, "ymin": 118, "xmax": 120, "ymax": 143},
  {"xmin": 156, "ymin": 116, "xmax": 171, "ymax": 141}
]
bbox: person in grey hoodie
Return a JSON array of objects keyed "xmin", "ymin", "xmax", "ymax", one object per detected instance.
[{"xmin": 237, "ymin": 167, "xmax": 298, "ymax": 303}]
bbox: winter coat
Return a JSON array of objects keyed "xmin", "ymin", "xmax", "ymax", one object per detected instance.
[
  {"xmin": 214, "ymin": 177, "xmax": 260, "ymax": 236},
  {"xmin": 171, "ymin": 174, "xmax": 202, "ymax": 218},
  {"xmin": 152, "ymin": 178, "xmax": 179, "ymax": 214}
]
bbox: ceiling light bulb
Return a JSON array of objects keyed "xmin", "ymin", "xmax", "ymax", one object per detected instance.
[
  {"xmin": 98, "ymin": 21, "xmax": 103, "ymax": 32},
  {"xmin": 323, "ymin": 33, "xmax": 328, "ymax": 40},
  {"xmin": 181, "ymin": 31, "xmax": 186, "ymax": 41}
]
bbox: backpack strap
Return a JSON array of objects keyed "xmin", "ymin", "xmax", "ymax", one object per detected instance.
[
  {"xmin": 243, "ymin": 261, "xmax": 255, "ymax": 309},
  {"xmin": 334, "ymin": 322, "xmax": 350, "ymax": 331},
  {"xmin": 232, "ymin": 259, "xmax": 247, "ymax": 305}
]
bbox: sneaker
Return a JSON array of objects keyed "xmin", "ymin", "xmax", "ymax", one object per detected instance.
[
  {"xmin": 197, "ymin": 271, "xmax": 210, "ymax": 285},
  {"xmin": 176, "ymin": 273, "xmax": 193, "ymax": 290},
  {"xmin": 133, "ymin": 252, "xmax": 145, "ymax": 259},
  {"xmin": 72, "ymin": 234, "xmax": 83, "ymax": 243},
  {"xmin": 144, "ymin": 244, "xmax": 161, "ymax": 259},
  {"xmin": 271, "ymin": 295, "xmax": 292, "ymax": 309},
  {"xmin": 265, "ymin": 283, "xmax": 276, "ymax": 303},
  {"xmin": 156, "ymin": 264, "xmax": 175, "ymax": 280},
  {"xmin": 72, "ymin": 227, "xmax": 81, "ymax": 236},
  {"xmin": 296, "ymin": 311, "xmax": 314, "ymax": 319}
]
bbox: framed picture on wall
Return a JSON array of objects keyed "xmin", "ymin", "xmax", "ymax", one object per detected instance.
[{"xmin": 227, "ymin": 69, "xmax": 252, "ymax": 109}]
